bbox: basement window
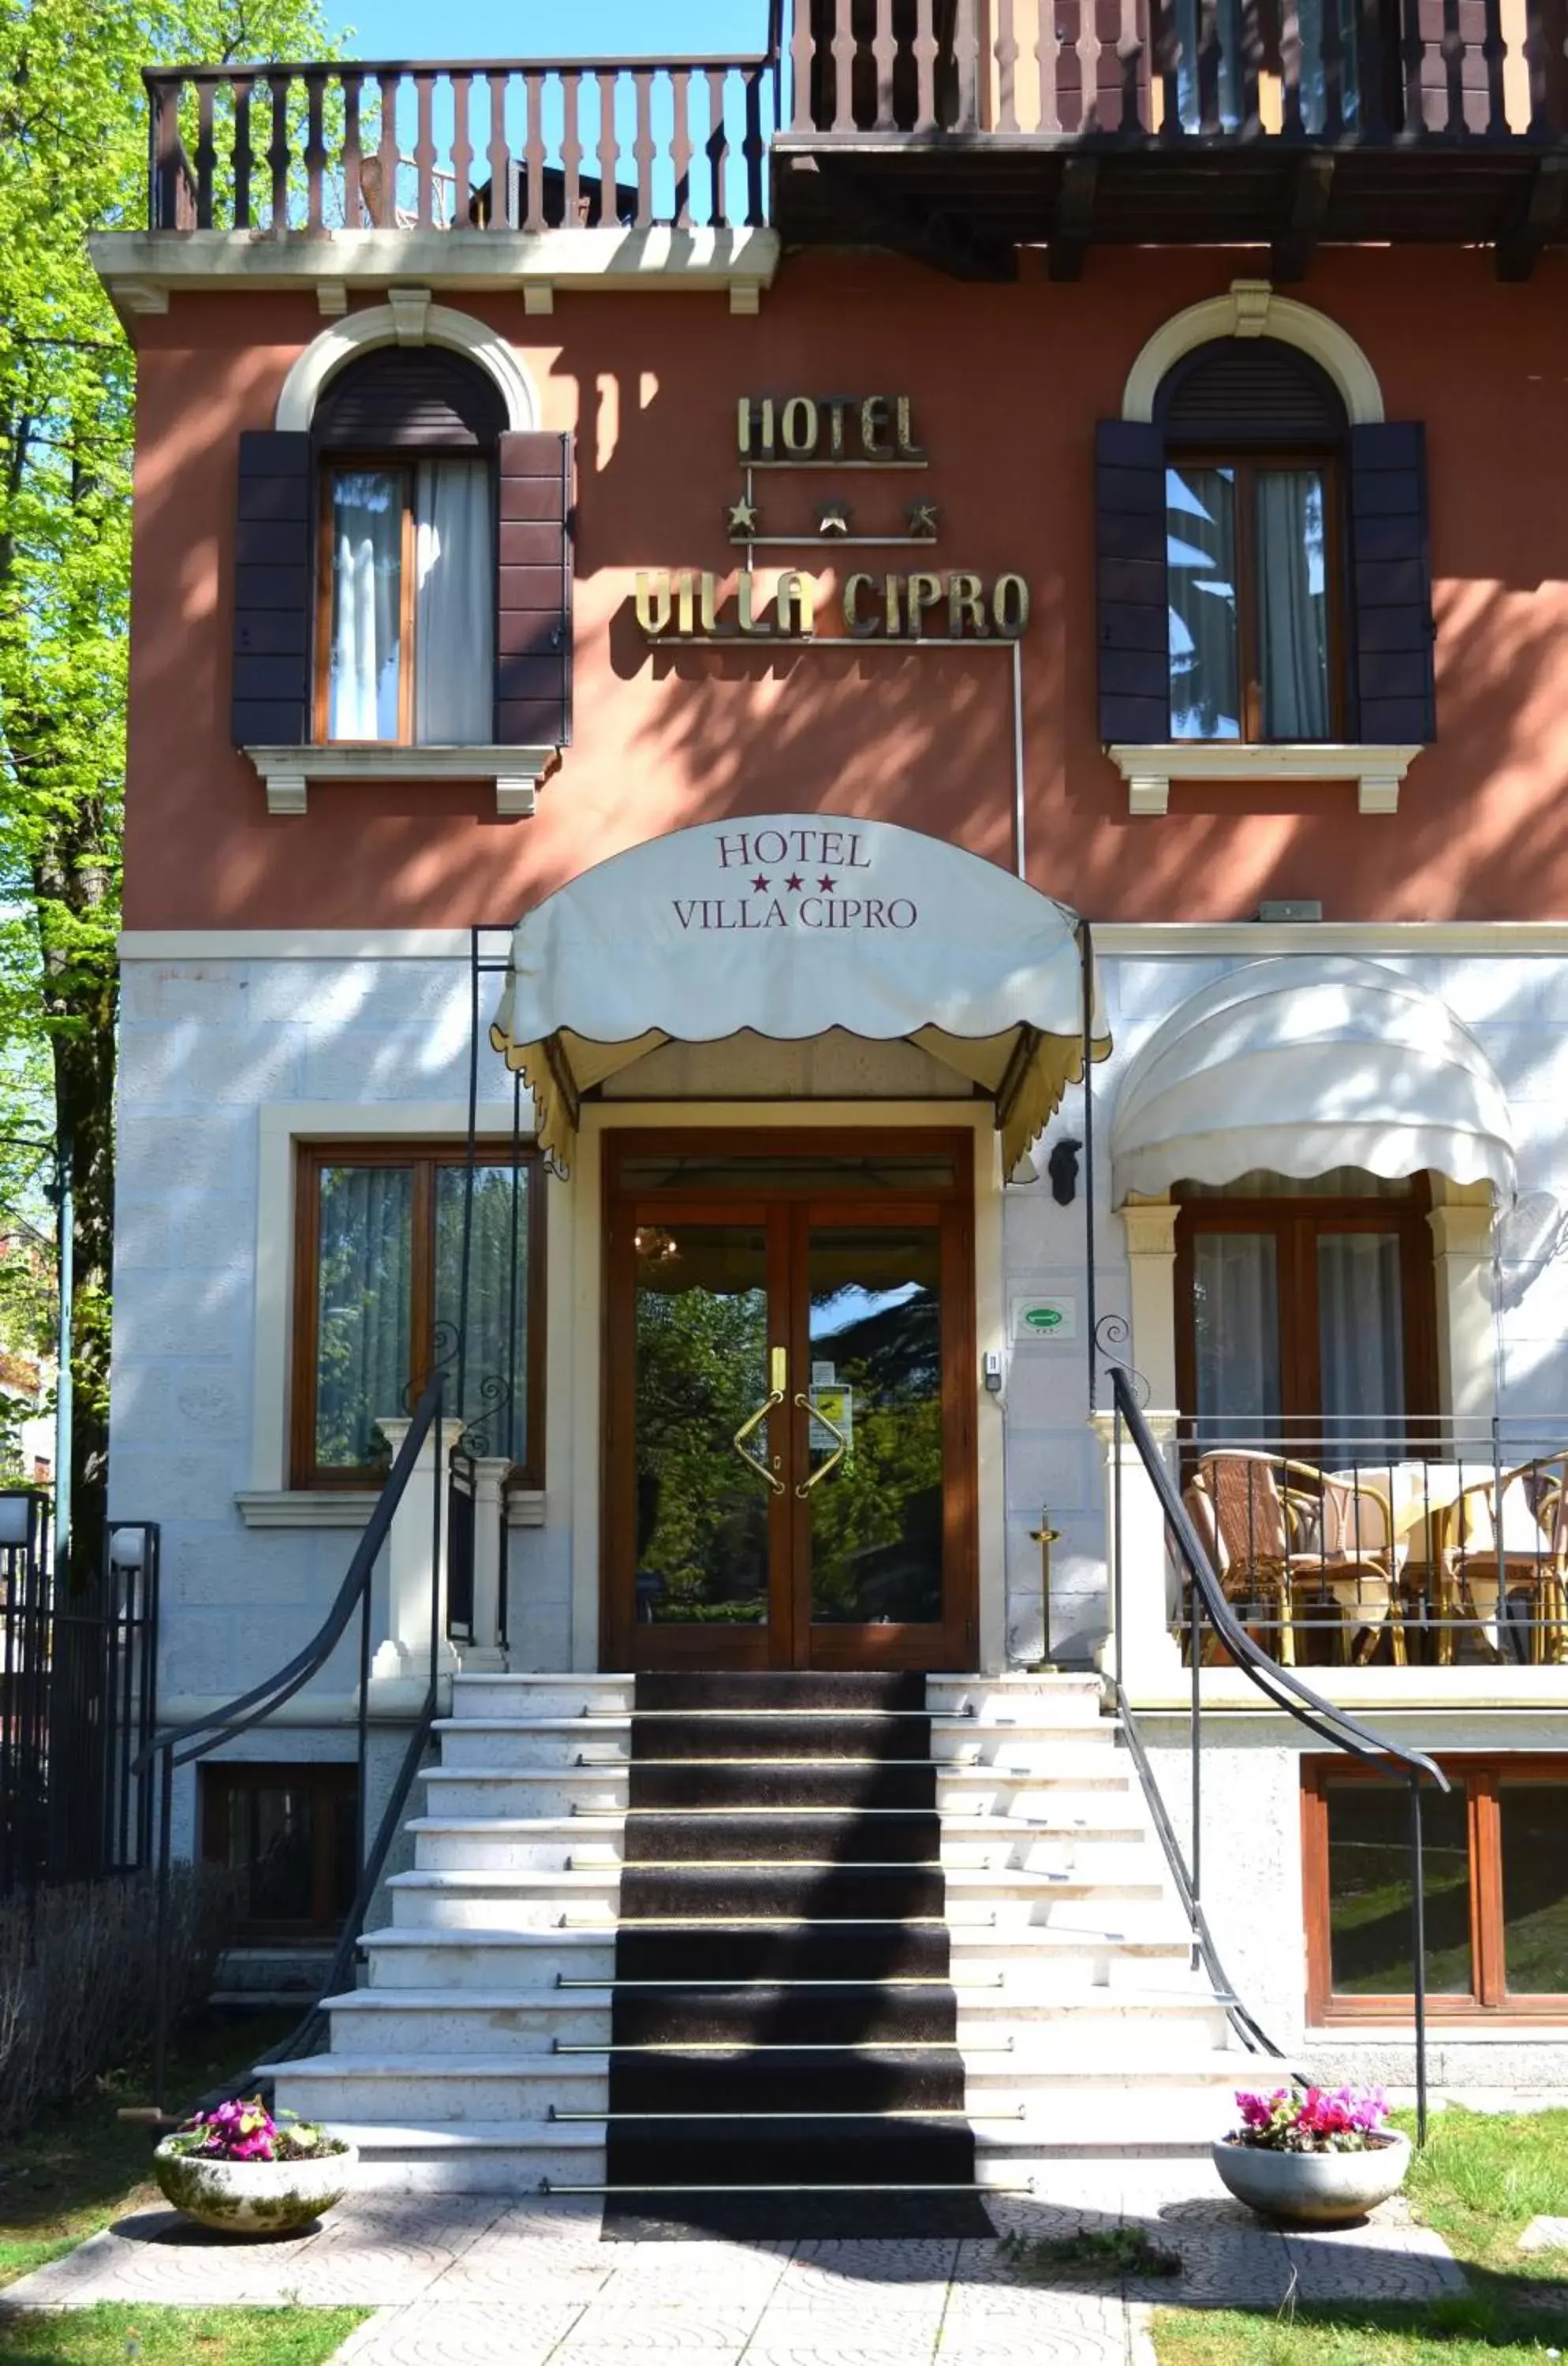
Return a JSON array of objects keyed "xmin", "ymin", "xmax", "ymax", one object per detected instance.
[{"xmin": 1303, "ymin": 1757, "xmax": 1568, "ymax": 2021}]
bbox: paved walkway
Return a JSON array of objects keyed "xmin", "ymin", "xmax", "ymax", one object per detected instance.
[{"xmin": 0, "ymin": 2163, "xmax": 1466, "ymax": 2366}]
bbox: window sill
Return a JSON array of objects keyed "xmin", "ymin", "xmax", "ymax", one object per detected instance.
[
  {"xmin": 236, "ymin": 1487, "xmax": 546, "ymax": 1528},
  {"xmin": 236, "ymin": 1491, "xmax": 379, "ymax": 1528},
  {"xmin": 1107, "ymin": 741, "xmax": 1424, "ymax": 818},
  {"xmin": 244, "ymin": 742, "xmax": 561, "ymax": 820}
]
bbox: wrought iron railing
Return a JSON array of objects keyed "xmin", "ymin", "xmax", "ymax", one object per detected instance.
[
  {"xmin": 136, "ymin": 1368, "xmax": 454, "ymax": 2107},
  {"xmin": 1173, "ymin": 1417, "xmax": 1568, "ymax": 1670},
  {"xmin": 1105, "ymin": 1367, "xmax": 1449, "ymax": 2138},
  {"xmin": 0, "ymin": 1495, "xmax": 161, "ymax": 1898}
]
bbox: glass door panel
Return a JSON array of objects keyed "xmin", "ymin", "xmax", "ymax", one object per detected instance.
[
  {"xmin": 605, "ymin": 1136, "xmax": 976, "ymax": 1670},
  {"xmin": 802, "ymin": 1226, "xmax": 944, "ymax": 1629},
  {"xmin": 630, "ymin": 1221, "xmax": 771, "ymax": 1630},
  {"xmin": 1499, "ymin": 1781, "xmax": 1568, "ymax": 1996}
]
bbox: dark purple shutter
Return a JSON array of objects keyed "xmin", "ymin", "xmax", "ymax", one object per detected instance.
[
  {"xmin": 495, "ymin": 431, "xmax": 573, "ymax": 747},
  {"xmin": 1096, "ymin": 420, "xmax": 1169, "ymax": 746},
  {"xmin": 232, "ymin": 431, "xmax": 312, "ymax": 746},
  {"xmin": 1349, "ymin": 422, "xmax": 1435, "ymax": 745}
]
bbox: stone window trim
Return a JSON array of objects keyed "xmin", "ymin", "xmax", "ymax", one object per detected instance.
[
  {"xmin": 1108, "ymin": 741, "xmax": 1424, "ymax": 819},
  {"xmin": 245, "ymin": 741, "xmax": 558, "ymax": 821}
]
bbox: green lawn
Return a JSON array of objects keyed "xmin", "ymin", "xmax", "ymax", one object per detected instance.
[
  {"xmin": 1153, "ymin": 2107, "xmax": 1568, "ymax": 2365},
  {"xmin": 0, "ymin": 2304, "xmax": 363, "ymax": 2364},
  {"xmin": 0, "ymin": 2011, "xmax": 371, "ymax": 2364},
  {"xmin": 0, "ymin": 2011, "xmax": 301, "ymax": 2289}
]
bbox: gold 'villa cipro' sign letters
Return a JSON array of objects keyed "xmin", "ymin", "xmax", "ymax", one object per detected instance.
[{"xmin": 636, "ymin": 396, "xmax": 1030, "ymax": 644}]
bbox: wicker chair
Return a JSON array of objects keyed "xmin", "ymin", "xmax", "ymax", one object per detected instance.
[
  {"xmin": 1184, "ymin": 1452, "xmax": 1406, "ymax": 1667},
  {"xmin": 1436, "ymin": 1458, "xmax": 1568, "ymax": 1666}
]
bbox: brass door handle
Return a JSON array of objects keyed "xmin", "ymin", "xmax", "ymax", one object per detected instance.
[
  {"xmin": 733, "ymin": 1390, "xmax": 786, "ymax": 1495},
  {"xmin": 794, "ymin": 1390, "xmax": 846, "ymax": 1498}
]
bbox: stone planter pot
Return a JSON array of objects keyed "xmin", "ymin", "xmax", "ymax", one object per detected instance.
[
  {"xmin": 1212, "ymin": 2131, "xmax": 1411, "ymax": 2227},
  {"xmin": 153, "ymin": 2137, "xmax": 357, "ymax": 2236}
]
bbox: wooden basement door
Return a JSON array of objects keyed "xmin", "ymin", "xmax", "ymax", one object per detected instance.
[{"xmin": 603, "ymin": 1130, "xmax": 979, "ymax": 1671}]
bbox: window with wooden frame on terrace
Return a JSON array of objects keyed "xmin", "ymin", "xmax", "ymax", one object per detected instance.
[
  {"xmin": 1096, "ymin": 339, "xmax": 1436, "ymax": 756},
  {"xmin": 230, "ymin": 347, "xmax": 573, "ymax": 759},
  {"xmin": 1174, "ymin": 1169, "xmax": 1438, "ymax": 1451},
  {"xmin": 1302, "ymin": 1756, "xmax": 1568, "ymax": 2023},
  {"xmin": 291, "ymin": 1142, "xmax": 544, "ymax": 1491}
]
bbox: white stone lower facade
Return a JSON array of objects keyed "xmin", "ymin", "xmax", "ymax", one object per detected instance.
[{"xmin": 110, "ymin": 924, "xmax": 1568, "ymax": 2055}]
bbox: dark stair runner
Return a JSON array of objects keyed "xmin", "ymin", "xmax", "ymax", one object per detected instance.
[{"xmin": 598, "ymin": 1670, "xmax": 995, "ymax": 2237}]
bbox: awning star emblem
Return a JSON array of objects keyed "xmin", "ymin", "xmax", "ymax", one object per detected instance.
[
  {"xmin": 906, "ymin": 499, "xmax": 940, "ymax": 539},
  {"xmin": 726, "ymin": 496, "xmax": 760, "ymax": 539},
  {"xmin": 816, "ymin": 502, "xmax": 853, "ymax": 537}
]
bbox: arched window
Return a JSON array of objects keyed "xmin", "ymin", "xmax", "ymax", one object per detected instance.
[
  {"xmin": 232, "ymin": 326, "xmax": 571, "ymax": 771},
  {"xmin": 1096, "ymin": 319, "xmax": 1435, "ymax": 763},
  {"xmin": 312, "ymin": 347, "xmax": 506, "ymax": 747},
  {"xmin": 1155, "ymin": 339, "xmax": 1346, "ymax": 745}
]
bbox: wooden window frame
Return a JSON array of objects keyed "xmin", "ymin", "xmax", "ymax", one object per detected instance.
[
  {"xmin": 1174, "ymin": 1184, "xmax": 1438, "ymax": 1434},
  {"xmin": 1302, "ymin": 1755, "xmax": 1568, "ymax": 2024},
  {"xmin": 1166, "ymin": 449, "xmax": 1346, "ymax": 745},
  {"xmin": 290, "ymin": 1139, "xmax": 545, "ymax": 1491},
  {"xmin": 200, "ymin": 1760, "xmax": 358, "ymax": 1938},
  {"xmin": 312, "ymin": 453, "xmax": 496, "ymax": 748}
]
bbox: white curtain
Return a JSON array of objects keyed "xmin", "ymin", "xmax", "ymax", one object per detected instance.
[
  {"xmin": 1167, "ymin": 465, "xmax": 1241, "ymax": 741},
  {"xmin": 327, "ymin": 471, "xmax": 403, "ymax": 741},
  {"xmin": 414, "ymin": 460, "xmax": 494, "ymax": 745},
  {"xmin": 1192, "ymin": 1232, "xmax": 1282, "ymax": 1446},
  {"xmin": 1318, "ymin": 1233, "xmax": 1406, "ymax": 1452},
  {"xmin": 314, "ymin": 1163, "xmax": 413, "ymax": 1468},
  {"xmin": 1256, "ymin": 469, "xmax": 1330, "ymax": 740}
]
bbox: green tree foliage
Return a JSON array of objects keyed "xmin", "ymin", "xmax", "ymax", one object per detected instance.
[{"xmin": 0, "ymin": 0, "xmax": 330, "ymax": 1574}]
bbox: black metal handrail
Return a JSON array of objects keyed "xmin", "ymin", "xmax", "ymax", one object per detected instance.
[
  {"xmin": 1109, "ymin": 1674, "xmax": 1280, "ymax": 2060},
  {"xmin": 1108, "ymin": 1364, "xmax": 1447, "ymax": 2140},
  {"xmin": 137, "ymin": 1363, "xmax": 451, "ymax": 2110}
]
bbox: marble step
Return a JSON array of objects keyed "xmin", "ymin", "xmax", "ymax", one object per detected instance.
[
  {"xmin": 429, "ymin": 1715, "xmax": 1119, "ymax": 1772},
  {"xmin": 323, "ymin": 1988, "xmax": 612, "ymax": 2053},
  {"xmin": 451, "ymin": 1674, "xmax": 636, "ymax": 1718},
  {"xmin": 310, "ymin": 2121, "xmax": 605, "ymax": 2195},
  {"xmin": 444, "ymin": 1672, "xmax": 1106, "ymax": 1727},
  {"xmin": 361, "ymin": 1928, "xmax": 617, "ymax": 1986},
  {"xmin": 415, "ymin": 1766, "xmax": 1138, "ymax": 1819},
  {"xmin": 403, "ymin": 1815, "xmax": 1151, "ymax": 1876}
]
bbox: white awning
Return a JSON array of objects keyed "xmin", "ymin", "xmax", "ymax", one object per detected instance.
[
  {"xmin": 1111, "ymin": 955, "xmax": 1515, "ymax": 1200},
  {"xmin": 491, "ymin": 813, "xmax": 1108, "ymax": 1170}
]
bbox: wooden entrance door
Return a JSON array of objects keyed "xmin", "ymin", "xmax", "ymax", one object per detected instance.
[{"xmin": 603, "ymin": 1131, "xmax": 977, "ymax": 1670}]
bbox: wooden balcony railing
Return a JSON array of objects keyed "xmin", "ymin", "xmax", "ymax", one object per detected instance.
[
  {"xmin": 785, "ymin": 0, "xmax": 1568, "ymax": 142},
  {"xmin": 144, "ymin": 54, "xmax": 781, "ymax": 233}
]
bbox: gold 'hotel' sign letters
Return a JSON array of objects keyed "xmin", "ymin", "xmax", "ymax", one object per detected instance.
[{"xmin": 637, "ymin": 395, "xmax": 1030, "ymax": 644}]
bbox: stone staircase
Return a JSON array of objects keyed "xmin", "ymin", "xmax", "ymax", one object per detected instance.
[{"xmin": 270, "ymin": 1669, "xmax": 1252, "ymax": 2196}]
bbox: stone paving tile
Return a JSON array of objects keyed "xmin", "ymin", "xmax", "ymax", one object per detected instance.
[
  {"xmin": 937, "ymin": 2329, "xmax": 1131, "ymax": 2365},
  {"xmin": 331, "ymin": 2301, "xmax": 592, "ymax": 2365},
  {"xmin": 1520, "ymin": 2215, "xmax": 1568, "ymax": 2252}
]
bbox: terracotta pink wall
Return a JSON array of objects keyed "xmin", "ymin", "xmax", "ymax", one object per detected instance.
[{"xmin": 122, "ymin": 248, "xmax": 1568, "ymax": 929}]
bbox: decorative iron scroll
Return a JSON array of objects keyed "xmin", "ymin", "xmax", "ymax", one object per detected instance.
[{"xmin": 1094, "ymin": 1312, "xmax": 1151, "ymax": 1410}]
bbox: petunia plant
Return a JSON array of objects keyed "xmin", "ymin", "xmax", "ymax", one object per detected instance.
[
  {"xmin": 166, "ymin": 2094, "xmax": 348, "ymax": 2163},
  {"xmin": 1228, "ymin": 2084, "xmax": 1391, "ymax": 2154}
]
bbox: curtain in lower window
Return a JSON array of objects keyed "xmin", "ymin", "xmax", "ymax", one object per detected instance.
[
  {"xmin": 414, "ymin": 461, "xmax": 495, "ymax": 745},
  {"xmin": 1192, "ymin": 1232, "xmax": 1282, "ymax": 1446},
  {"xmin": 1317, "ymin": 1233, "xmax": 1405, "ymax": 1450},
  {"xmin": 1256, "ymin": 469, "xmax": 1330, "ymax": 740},
  {"xmin": 315, "ymin": 1165, "xmax": 413, "ymax": 1467},
  {"xmin": 435, "ymin": 1164, "xmax": 528, "ymax": 1461}
]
